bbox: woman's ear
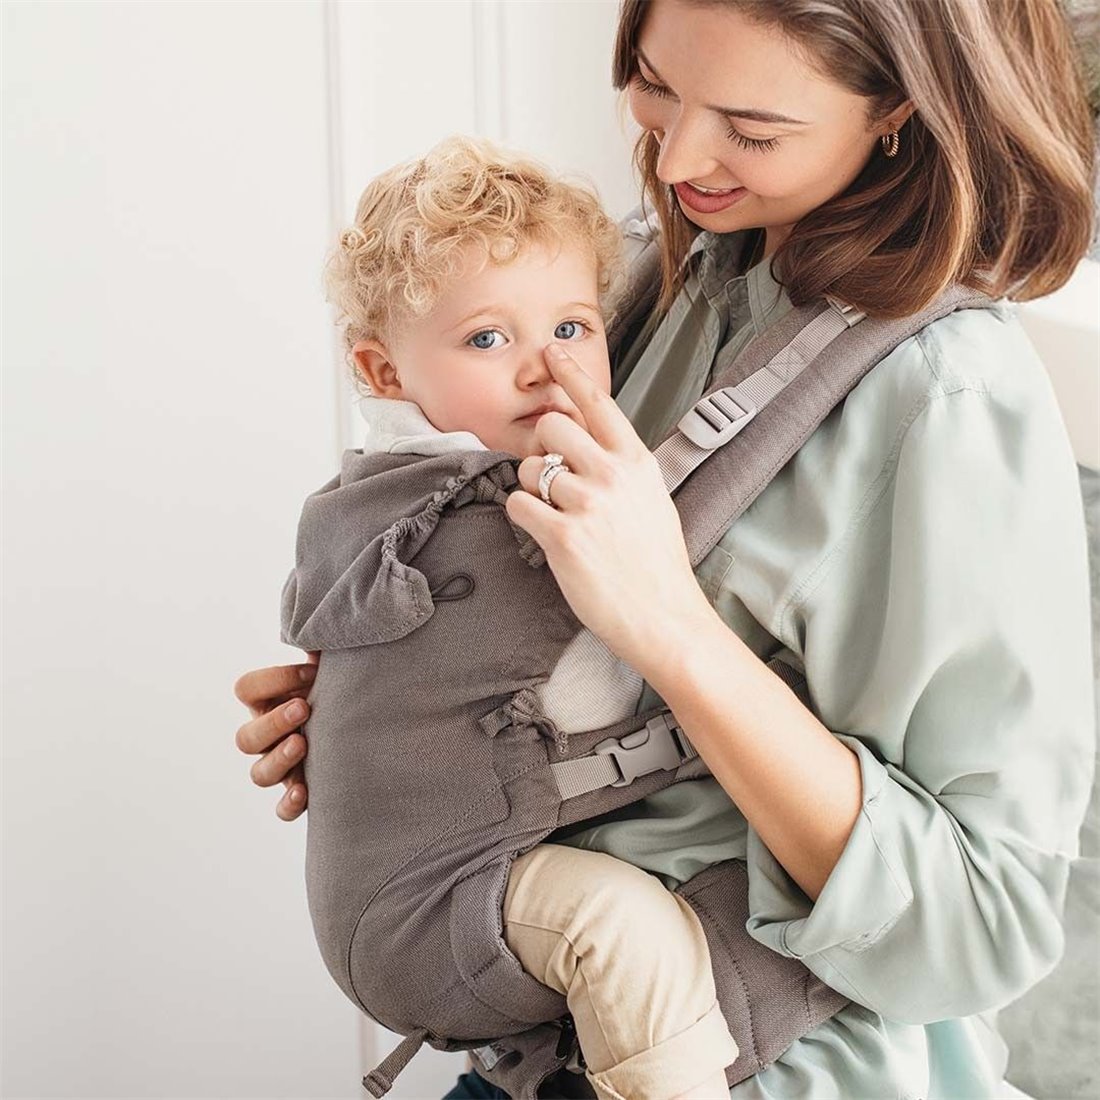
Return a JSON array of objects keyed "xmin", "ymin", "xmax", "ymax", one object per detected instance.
[
  {"xmin": 352, "ymin": 340, "xmax": 403, "ymax": 398},
  {"xmin": 882, "ymin": 100, "xmax": 917, "ymax": 135}
]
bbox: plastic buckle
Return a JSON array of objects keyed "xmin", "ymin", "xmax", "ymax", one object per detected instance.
[
  {"xmin": 593, "ymin": 715, "xmax": 688, "ymax": 787},
  {"xmin": 676, "ymin": 387, "xmax": 758, "ymax": 450},
  {"xmin": 825, "ymin": 295, "xmax": 867, "ymax": 327}
]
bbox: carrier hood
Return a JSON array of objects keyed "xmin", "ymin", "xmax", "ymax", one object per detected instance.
[{"xmin": 280, "ymin": 447, "xmax": 535, "ymax": 652}]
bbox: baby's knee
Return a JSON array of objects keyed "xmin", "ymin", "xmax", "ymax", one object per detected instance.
[{"xmin": 507, "ymin": 843, "xmax": 688, "ymax": 939}]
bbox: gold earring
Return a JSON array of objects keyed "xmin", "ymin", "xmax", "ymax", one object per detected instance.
[{"xmin": 881, "ymin": 130, "xmax": 900, "ymax": 158}]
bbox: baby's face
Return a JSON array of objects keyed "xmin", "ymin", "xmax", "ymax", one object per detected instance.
[{"xmin": 386, "ymin": 239, "xmax": 612, "ymax": 458}]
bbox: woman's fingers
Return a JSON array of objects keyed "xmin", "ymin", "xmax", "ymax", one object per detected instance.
[
  {"xmin": 533, "ymin": 410, "xmax": 605, "ymax": 476},
  {"xmin": 236, "ymin": 696, "xmax": 311, "ymax": 757},
  {"xmin": 543, "ymin": 344, "xmax": 642, "ymax": 455},
  {"xmin": 249, "ymin": 729, "xmax": 307, "ymax": 788},
  {"xmin": 234, "ymin": 655, "xmax": 317, "ymax": 821},
  {"xmin": 516, "ymin": 454, "xmax": 584, "ymax": 512},
  {"xmin": 234, "ymin": 660, "xmax": 316, "ymax": 718},
  {"xmin": 277, "ymin": 764, "xmax": 308, "ymax": 822}
]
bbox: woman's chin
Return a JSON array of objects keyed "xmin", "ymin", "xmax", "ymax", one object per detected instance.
[{"xmin": 677, "ymin": 199, "xmax": 752, "ymax": 233}]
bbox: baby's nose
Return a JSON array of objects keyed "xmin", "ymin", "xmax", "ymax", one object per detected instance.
[{"xmin": 516, "ymin": 346, "xmax": 555, "ymax": 385}]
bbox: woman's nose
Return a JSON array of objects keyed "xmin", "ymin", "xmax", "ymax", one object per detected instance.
[{"xmin": 653, "ymin": 111, "xmax": 721, "ymax": 186}]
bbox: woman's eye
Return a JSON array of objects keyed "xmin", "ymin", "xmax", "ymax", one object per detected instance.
[
  {"xmin": 633, "ymin": 72, "xmax": 671, "ymax": 99},
  {"xmin": 727, "ymin": 127, "xmax": 780, "ymax": 154},
  {"xmin": 554, "ymin": 320, "xmax": 588, "ymax": 340},
  {"xmin": 467, "ymin": 329, "xmax": 505, "ymax": 350},
  {"xmin": 633, "ymin": 66, "xmax": 779, "ymax": 154}
]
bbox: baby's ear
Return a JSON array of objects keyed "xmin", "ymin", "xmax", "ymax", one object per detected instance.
[{"xmin": 352, "ymin": 340, "xmax": 403, "ymax": 398}]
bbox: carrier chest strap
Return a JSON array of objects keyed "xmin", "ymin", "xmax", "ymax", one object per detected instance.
[
  {"xmin": 548, "ymin": 658, "xmax": 813, "ymax": 799},
  {"xmin": 654, "ymin": 299, "xmax": 865, "ymax": 493},
  {"xmin": 549, "ymin": 713, "xmax": 697, "ymax": 799}
]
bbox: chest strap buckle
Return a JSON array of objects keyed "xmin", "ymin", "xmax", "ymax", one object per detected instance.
[{"xmin": 593, "ymin": 714, "xmax": 692, "ymax": 787}]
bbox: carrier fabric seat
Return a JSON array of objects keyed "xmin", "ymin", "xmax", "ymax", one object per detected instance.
[{"xmin": 281, "ymin": 444, "xmax": 849, "ymax": 1097}]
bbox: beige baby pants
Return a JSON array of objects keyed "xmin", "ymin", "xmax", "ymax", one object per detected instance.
[{"xmin": 502, "ymin": 843, "xmax": 740, "ymax": 1100}]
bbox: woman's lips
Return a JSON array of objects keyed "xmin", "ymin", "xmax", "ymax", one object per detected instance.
[{"xmin": 673, "ymin": 181, "xmax": 748, "ymax": 214}]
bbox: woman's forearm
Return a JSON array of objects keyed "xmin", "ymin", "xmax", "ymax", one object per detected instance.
[{"xmin": 635, "ymin": 599, "xmax": 863, "ymax": 902}]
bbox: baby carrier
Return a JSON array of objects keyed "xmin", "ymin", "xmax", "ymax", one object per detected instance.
[{"xmin": 281, "ymin": 219, "xmax": 995, "ymax": 1099}]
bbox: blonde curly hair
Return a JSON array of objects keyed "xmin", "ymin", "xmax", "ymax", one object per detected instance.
[{"xmin": 324, "ymin": 135, "xmax": 625, "ymax": 390}]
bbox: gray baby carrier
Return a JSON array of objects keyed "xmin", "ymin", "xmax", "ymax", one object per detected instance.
[{"xmin": 281, "ymin": 224, "xmax": 994, "ymax": 1099}]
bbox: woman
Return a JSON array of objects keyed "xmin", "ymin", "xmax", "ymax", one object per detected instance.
[{"xmin": 235, "ymin": 1, "xmax": 1096, "ymax": 1096}]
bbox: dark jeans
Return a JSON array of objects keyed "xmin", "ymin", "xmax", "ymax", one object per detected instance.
[
  {"xmin": 442, "ymin": 1071, "xmax": 510, "ymax": 1099},
  {"xmin": 442, "ymin": 1068, "xmax": 595, "ymax": 1099}
]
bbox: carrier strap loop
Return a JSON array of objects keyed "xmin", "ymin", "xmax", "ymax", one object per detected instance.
[{"xmin": 361, "ymin": 1027, "xmax": 429, "ymax": 1098}]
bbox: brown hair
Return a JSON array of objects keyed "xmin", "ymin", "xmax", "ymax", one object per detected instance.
[{"xmin": 613, "ymin": 0, "xmax": 1097, "ymax": 318}]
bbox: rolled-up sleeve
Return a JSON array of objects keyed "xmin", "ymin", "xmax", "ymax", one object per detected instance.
[{"xmin": 744, "ymin": 331, "xmax": 1095, "ymax": 1025}]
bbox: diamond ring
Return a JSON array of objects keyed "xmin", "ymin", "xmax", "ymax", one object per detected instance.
[{"xmin": 538, "ymin": 453, "xmax": 570, "ymax": 507}]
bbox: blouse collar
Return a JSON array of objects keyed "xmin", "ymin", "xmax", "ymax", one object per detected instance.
[{"xmin": 689, "ymin": 228, "xmax": 789, "ymax": 332}]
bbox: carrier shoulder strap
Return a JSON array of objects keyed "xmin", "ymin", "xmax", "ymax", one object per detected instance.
[{"xmin": 665, "ymin": 285, "xmax": 994, "ymax": 567}]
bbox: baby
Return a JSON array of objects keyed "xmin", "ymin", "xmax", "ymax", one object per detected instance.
[{"xmin": 295, "ymin": 135, "xmax": 738, "ymax": 1100}]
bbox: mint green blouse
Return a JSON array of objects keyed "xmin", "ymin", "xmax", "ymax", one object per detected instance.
[{"xmin": 554, "ymin": 225, "xmax": 1095, "ymax": 1099}]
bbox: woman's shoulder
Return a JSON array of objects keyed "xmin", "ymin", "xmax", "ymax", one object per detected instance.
[
  {"xmin": 854, "ymin": 297, "xmax": 1060, "ymax": 429},
  {"xmin": 910, "ymin": 298, "xmax": 1045, "ymax": 392}
]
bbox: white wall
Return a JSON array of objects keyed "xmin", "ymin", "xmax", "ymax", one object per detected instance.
[
  {"xmin": 5, "ymin": 3, "xmax": 1094, "ymax": 1099},
  {"xmin": 0, "ymin": 1, "xmax": 634, "ymax": 1097}
]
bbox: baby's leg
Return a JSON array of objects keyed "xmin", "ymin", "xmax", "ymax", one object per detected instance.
[{"xmin": 503, "ymin": 843, "xmax": 738, "ymax": 1100}]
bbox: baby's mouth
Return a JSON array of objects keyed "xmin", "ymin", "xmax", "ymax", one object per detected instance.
[{"xmin": 515, "ymin": 404, "xmax": 567, "ymax": 422}]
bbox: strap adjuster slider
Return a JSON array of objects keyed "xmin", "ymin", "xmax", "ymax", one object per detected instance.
[{"xmin": 676, "ymin": 387, "xmax": 758, "ymax": 450}]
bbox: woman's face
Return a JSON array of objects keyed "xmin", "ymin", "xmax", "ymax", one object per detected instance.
[{"xmin": 626, "ymin": 0, "xmax": 885, "ymax": 253}]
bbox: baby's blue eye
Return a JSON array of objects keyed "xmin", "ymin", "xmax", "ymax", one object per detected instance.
[
  {"xmin": 554, "ymin": 320, "xmax": 585, "ymax": 340},
  {"xmin": 468, "ymin": 329, "xmax": 504, "ymax": 350}
]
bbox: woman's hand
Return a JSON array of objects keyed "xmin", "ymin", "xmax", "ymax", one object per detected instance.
[
  {"xmin": 505, "ymin": 345, "xmax": 714, "ymax": 675},
  {"xmin": 234, "ymin": 654, "xmax": 318, "ymax": 821}
]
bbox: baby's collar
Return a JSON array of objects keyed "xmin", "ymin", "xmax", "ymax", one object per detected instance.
[{"xmin": 357, "ymin": 396, "xmax": 488, "ymax": 456}]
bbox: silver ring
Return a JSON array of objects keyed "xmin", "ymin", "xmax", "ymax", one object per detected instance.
[{"xmin": 538, "ymin": 453, "xmax": 570, "ymax": 506}]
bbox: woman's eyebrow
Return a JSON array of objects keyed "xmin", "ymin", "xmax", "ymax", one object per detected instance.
[{"xmin": 635, "ymin": 49, "xmax": 809, "ymax": 126}]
